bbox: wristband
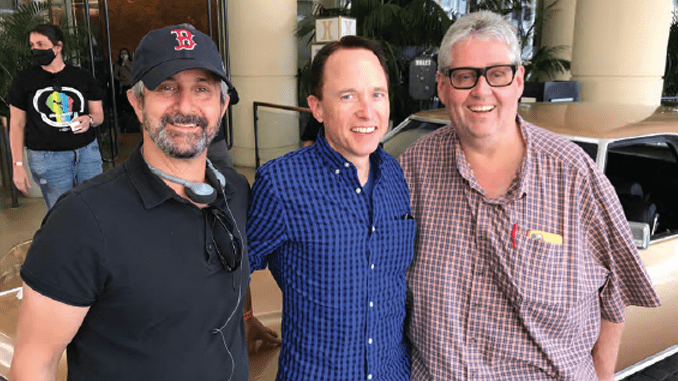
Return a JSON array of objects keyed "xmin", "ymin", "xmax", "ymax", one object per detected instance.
[
  {"xmin": 88, "ymin": 115, "xmax": 95, "ymax": 126},
  {"xmin": 243, "ymin": 309, "xmax": 253, "ymax": 321},
  {"xmin": 13, "ymin": 162, "xmax": 23, "ymax": 167}
]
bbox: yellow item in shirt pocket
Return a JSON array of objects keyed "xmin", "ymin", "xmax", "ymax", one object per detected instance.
[{"xmin": 527, "ymin": 230, "xmax": 563, "ymax": 245}]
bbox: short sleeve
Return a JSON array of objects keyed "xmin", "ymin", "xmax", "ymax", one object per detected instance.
[
  {"xmin": 20, "ymin": 191, "xmax": 108, "ymax": 307},
  {"xmin": 85, "ymin": 71, "xmax": 104, "ymax": 101},
  {"xmin": 584, "ymin": 164, "xmax": 660, "ymax": 322},
  {"xmin": 7, "ymin": 72, "xmax": 28, "ymax": 111},
  {"xmin": 246, "ymin": 167, "xmax": 287, "ymax": 273}
]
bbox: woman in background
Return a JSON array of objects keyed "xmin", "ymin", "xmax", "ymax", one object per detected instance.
[
  {"xmin": 8, "ymin": 23, "xmax": 104, "ymax": 210},
  {"xmin": 113, "ymin": 47, "xmax": 137, "ymax": 132}
]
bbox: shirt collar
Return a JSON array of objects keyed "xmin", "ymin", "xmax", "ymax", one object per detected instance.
[
  {"xmin": 314, "ymin": 131, "xmax": 385, "ymax": 179},
  {"xmin": 452, "ymin": 114, "xmax": 531, "ymax": 202},
  {"xmin": 125, "ymin": 144, "xmax": 231, "ymax": 209},
  {"xmin": 515, "ymin": 114, "xmax": 533, "ymax": 200}
]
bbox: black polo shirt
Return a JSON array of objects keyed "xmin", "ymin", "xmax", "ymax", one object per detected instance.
[{"xmin": 21, "ymin": 145, "xmax": 250, "ymax": 380}]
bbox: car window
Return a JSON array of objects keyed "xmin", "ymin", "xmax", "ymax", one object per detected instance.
[
  {"xmin": 605, "ymin": 138, "xmax": 678, "ymax": 240},
  {"xmin": 572, "ymin": 141, "xmax": 598, "ymax": 161},
  {"xmin": 383, "ymin": 120, "xmax": 446, "ymax": 159}
]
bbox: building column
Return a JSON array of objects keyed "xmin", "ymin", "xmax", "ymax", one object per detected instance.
[
  {"xmin": 537, "ymin": 0, "xmax": 577, "ymax": 81},
  {"xmin": 227, "ymin": 0, "xmax": 298, "ymax": 167},
  {"xmin": 569, "ymin": 0, "xmax": 672, "ymax": 105}
]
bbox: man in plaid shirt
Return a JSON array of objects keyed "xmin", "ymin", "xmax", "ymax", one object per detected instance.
[{"xmin": 400, "ymin": 11, "xmax": 660, "ymax": 381}]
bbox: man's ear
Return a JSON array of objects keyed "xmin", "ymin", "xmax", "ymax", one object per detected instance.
[
  {"xmin": 127, "ymin": 89, "xmax": 144, "ymax": 123},
  {"xmin": 436, "ymin": 71, "xmax": 448, "ymax": 106},
  {"xmin": 515, "ymin": 64, "xmax": 525, "ymax": 93},
  {"xmin": 220, "ymin": 94, "xmax": 230, "ymax": 119},
  {"xmin": 307, "ymin": 95, "xmax": 324, "ymax": 123}
]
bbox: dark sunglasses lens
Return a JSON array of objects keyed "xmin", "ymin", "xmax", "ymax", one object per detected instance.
[{"xmin": 210, "ymin": 209, "xmax": 241, "ymax": 272}]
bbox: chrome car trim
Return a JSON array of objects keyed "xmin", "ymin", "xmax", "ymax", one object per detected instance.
[
  {"xmin": 0, "ymin": 287, "xmax": 21, "ymax": 299},
  {"xmin": 615, "ymin": 344, "xmax": 678, "ymax": 380},
  {"xmin": 650, "ymin": 233, "xmax": 678, "ymax": 245}
]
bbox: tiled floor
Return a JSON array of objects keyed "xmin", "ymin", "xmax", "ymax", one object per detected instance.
[{"xmin": 0, "ymin": 132, "xmax": 281, "ymax": 380}]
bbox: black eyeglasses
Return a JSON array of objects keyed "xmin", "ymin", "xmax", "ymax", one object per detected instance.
[
  {"xmin": 205, "ymin": 206, "xmax": 242, "ymax": 272},
  {"xmin": 442, "ymin": 64, "xmax": 517, "ymax": 90}
]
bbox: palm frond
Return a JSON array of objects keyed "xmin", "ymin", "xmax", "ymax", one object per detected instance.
[
  {"xmin": 523, "ymin": 45, "xmax": 571, "ymax": 82},
  {"xmin": 0, "ymin": 2, "xmax": 50, "ymax": 113}
]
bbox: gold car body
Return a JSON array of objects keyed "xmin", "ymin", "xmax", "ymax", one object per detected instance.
[{"xmin": 1, "ymin": 102, "xmax": 677, "ymax": 380}]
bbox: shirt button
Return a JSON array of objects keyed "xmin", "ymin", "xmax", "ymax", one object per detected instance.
[
  {"xmin": 473, "ymin": 303, "xmax": 480, "ymax": 308},
  {"xmin": 479, "ymin": 235, "xmax": 486, "ymax": 241},
  {"xmin": 369, "ymin": 301, "xmax": 374, "ymax": 307},
  {"xmin": 371, "ymin": 226, "xmax": 376, "ymax": 232},
  {"xmin": 370, "ymin": 264, "xmax": 375, "ymax": 270},
  {"xmin": 368, "ymin": 338, "xmax": 373, "ymax": 344},
  {"xmin": 470, "ymin": 338, "xmax": 477, "ymax": 343},
  {"xmin": 344, "ymin": 162, "xmax": 350, "ymax": 167},
  {"xmin": 207, "ymin": 243, "xmax": 214, "ymax": 250},
  {"xmin": 356, "ymin": 188, "xmax": 362, "ymax": 194},
  {"xmin": 334, "ymin": 169, "xmax": 340, "ymax": 175},
  {"xmin": 367, "ymin": 375, "xmax": 373, "ymax": 380}
]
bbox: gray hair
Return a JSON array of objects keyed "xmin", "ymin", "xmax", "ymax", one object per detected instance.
[
  {"xmin": 438, "ymin": 10, "xmax": 521, "ymax": 71},
  {"xmin": 129, "ymin": 80, "xmax": 230, "ymax": 104}
]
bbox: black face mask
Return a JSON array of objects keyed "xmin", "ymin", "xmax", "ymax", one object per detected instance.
[{"xmin": 32, "ymin": 48, "xmax": 56, "ymax": 66}]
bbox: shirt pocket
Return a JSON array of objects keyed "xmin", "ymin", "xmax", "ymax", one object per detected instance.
[
  {"xmin": 375, "ymin": 216, "xmax": 416, "ymax": 271},
  {"xmin": 508, "ymin": 232, "xmax": 571, "ymax": 306}
]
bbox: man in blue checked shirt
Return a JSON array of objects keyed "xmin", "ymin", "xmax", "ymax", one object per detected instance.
[{"xmin": 247, "ymin": 35, "xmax": 415, "ymax": 381}]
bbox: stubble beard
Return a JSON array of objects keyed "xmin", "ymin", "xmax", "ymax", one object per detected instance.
[{"xmin": 143, "ymin": 112, "xmax": 219, "ymax": 158}]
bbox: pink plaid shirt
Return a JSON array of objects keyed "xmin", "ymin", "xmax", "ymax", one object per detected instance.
[{"xmin": 400, "ymin": 117, "xmax": 660, "ymax": 380}]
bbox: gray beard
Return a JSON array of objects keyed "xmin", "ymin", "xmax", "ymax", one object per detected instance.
[{"xmin": 143, "ymin": 112, "xmax": 219, "ymax": 158}]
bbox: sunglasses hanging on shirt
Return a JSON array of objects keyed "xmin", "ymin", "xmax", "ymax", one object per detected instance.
[{"xmin": 204, "ymin": 206, "xmax": 243, "ymax": 272}]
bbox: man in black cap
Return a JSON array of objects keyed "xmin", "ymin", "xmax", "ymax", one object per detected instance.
[{"xmin": 10, "ymin": 24, "xmax": 262, "ymax": 380}]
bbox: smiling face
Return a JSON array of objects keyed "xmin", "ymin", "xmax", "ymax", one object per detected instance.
[
  {"xmin": 437, "ymin": 37, "xmax": 524, "ymax": 144},
  {"xmin": 129, "ymin": 69, "xmax": 228, "ymax": 159},
  {"xmin": 307, "ymin": 47, "xmax": 389, "ymax": 165}
]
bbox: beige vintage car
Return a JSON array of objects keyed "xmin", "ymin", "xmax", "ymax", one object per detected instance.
[
  {"xmin": 383, "ymin": 102, "xmax": 678, "ymax": 380},
  {"xmin": 1, "ymin": 103, "xmax": 676, "ymax": 380}
]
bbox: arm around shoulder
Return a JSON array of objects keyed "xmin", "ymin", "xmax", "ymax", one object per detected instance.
[
  {"xmin": 9, "ymin": 282, "xmax": 89, "ymax": 381},
  {"xmin": 247, "ymin": 169, "xmax": 288, "ymax": 272}
]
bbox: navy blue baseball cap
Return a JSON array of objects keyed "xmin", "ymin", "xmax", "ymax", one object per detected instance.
[{"xmin": 132, "ymin": 24, "xmax": 238, "ymax": 104}]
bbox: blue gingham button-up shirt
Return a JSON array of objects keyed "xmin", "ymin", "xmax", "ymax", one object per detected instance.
[{"xmin": 248, "ymin": 133, "xmax": 415, "ymax": 381}]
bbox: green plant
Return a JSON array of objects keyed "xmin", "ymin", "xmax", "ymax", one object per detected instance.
[
  {"xmin": 0, "ymin": 2, "xmax": 49, "ymax": 117},
  {"xmin": 472, "ymin": 0, "xmax": 571, "ymax": 82},
  {"xmin": 663, "ymin": 12, "xmax": 678, "ymax": 97},
  {"xmin": 297, "ymin": 0, "xmax": 453, "ymax": 124},
  {"xmin": 0, "ymin": 2, "xmax": 96, "ymax": 118},
  {"xmin": 523, "ymin": 45, "xmax": 570, "ymax": 82}
]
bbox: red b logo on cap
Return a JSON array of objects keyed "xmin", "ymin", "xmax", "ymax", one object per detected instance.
[{"xmin": 171, "ymin": 29, "xmax": 196, "ymax": 51}]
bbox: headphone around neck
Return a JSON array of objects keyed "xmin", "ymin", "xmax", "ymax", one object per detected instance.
[{"xmin": 146, "ymin": 159, "xmax": 226, "ymax": 204}]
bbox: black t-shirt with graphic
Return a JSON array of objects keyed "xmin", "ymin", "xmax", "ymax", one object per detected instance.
[{"xmin": 8, "ymin": 65, "xmax": 103, "ymax": 151}]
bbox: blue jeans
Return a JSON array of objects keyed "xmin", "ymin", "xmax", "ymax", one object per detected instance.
[{"xmin": 26, "ymin": 139, "xmax": 103, "ymax": 210}]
